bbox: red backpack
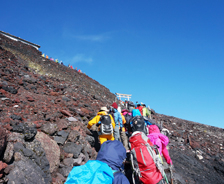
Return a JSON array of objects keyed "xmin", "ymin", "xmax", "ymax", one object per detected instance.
[{"xmin": 129, "ymin": 132, "xmax": 164, "ymax": 184}]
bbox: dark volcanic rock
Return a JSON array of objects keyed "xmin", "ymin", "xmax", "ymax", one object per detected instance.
[
  {"xmin": 54, "ymin": 130, "xmax": 69, "ymax": 145},
  {"xmin": 2, "ymin": 86, "xmax": 18, "ymax": 94},
  {"xmin": 12, "ymin": 123, "xmax": 37, "ymax": 140},
  {"xmin": 10, "ymin": 115, "xmax": 22, "ymax": 121},
  {"xmin": 0, "ymin": 127, "xmax": 7, "ymax": 156},
  {"xmin": 58, "ymin": 166, "xmax": 73, "ymax": 178},
  {"xmin": 7, "ymin": 154, "xmax": 50, "ymax": 184},
  {"xmin": 85, "ymin": 135, "xmax": 95, "ymax": 147},
  {"xmin": 63, "ymin": 142, "xmax": 82, "ymax": 158}
]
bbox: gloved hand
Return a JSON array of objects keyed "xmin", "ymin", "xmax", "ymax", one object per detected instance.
[
  {"xmin": 96, "ymin": 121, "xmax": 101, "ymax": 127},
  {"xmin": 169, "ymin": 164, "xmax": 175, "ymax": 171}
]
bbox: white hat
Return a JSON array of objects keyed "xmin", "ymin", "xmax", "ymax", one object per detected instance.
[{"xmin": 100, "ymin": 107, "xmax": 109, "ymax": 112}]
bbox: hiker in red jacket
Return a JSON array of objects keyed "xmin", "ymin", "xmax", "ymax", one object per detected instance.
[
  {"xmin": 136, "ymin": 103, "xmax": 143, "ymax": 115},
  {"xmin": 129, "ymin": 117, "xmax": 165, "ymax": 184}
]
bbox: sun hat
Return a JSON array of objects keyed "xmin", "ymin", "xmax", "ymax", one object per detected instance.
[{"xmin": 100, "ymin": 107, "xmax": 109, "ymax": 112}]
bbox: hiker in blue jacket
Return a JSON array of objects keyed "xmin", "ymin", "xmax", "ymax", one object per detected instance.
[
  {"xmin": 130, "ymin": 109, "xmax": 152, "ymax": 127},
  {"xmin": 97, "ymin": 140, "xmax": 130, "ymax": 184},
  {"xmin": 111, "ymin": 102, "xmax": 123, "ymax": 141}
]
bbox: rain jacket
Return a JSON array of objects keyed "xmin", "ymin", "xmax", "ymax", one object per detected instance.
[
  {"xmin": 121, "ymin": 109, "xmax": 132, "ymax": 116},
  {"xmin": 114, "ymin": 109, "xmax": 123, "ymax": 128},
  {"xmin": 136, "ymin": 106, "xmax": 143, "ymax": 115},
  {"xmin": 65, "ymin": 160, "xmax": 114, "ymax": 184},
  {"xmin": 97, "ymin": 140, "xmax": 130, "ymax": 184},
  {"xmin": 142, "ymin": 107, "xmax": 151, "ymax": 117},
  {"xmin": 147, "ymin": 125, "xmax": 173, "ymax": 165},
  {"xmin": 87, "ymin": 111, "xmax": 115, "ymax": 131}
]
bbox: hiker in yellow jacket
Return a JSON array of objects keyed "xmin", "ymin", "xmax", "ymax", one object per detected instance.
[{"xmin": 87, "ymin": 107, "xmax": 115, "ymax": 144}]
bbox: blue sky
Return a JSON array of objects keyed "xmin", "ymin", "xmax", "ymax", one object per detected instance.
[{"xmin": 1, "ymin": 0, "xmax": 224, "ymax": 128}]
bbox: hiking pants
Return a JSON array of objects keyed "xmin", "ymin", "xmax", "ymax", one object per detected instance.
[
  {"xmin": 114, "ymin": 125, "xmax": 120, "ymax": 141},
  {"xmin": 99, "ymin": 134, "xmax": 115, "ymax": 144},
  {"xmin": 120, "ymin": 131, "xmax": 129, "ymax": 151}
]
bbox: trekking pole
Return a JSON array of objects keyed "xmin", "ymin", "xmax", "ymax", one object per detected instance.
[
  {"xmin": 163, "ymin": 172, "xmax": 169, "ymax": 184},
  {"xmin": 169, "ymin": 165, "xmax": 174, "ymax": 184}
]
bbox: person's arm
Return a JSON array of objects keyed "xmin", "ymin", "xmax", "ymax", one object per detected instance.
[
  {"xmin": 118, "ymin": 113, "xmax": 123, "ymax": 128},
  {"xmin": 87, "ymin": 116, "xmax": 99, "ymax": 129},
  {"xmin": 145, "ymin": 120, "xmax": 152, "ymax": 126},
  {"xmin": 142, "ymin": 108, "xmax": 146, "ymax": 116},
  {"xmin": 109, "ymin": 114, "xmax": 116, "ymax": 129}
]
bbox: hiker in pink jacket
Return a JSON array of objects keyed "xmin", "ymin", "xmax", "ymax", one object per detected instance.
[{"xmin": 147, "ymin": 125, "xmax": 173, "ymax": 165}]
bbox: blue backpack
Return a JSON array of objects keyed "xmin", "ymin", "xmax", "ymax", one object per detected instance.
[{"xmin": 65, "ymin": 160, "xmax": 116, "ymax": 184}]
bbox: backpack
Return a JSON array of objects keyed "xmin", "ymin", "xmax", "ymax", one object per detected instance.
[
  {"xmin": 129, "ymin": 132, "xmax": 165, "ymax": 184},
  {"xmin": 100, "ymin": 115, "xmax": 113, "ymax": 135},
  {"xmin": 124, "ymin": 113, "xmax": 132, "ymax": 134},
  {"xmin": 65, "ymin": 160, "xmax": 115, "ymax": 184},
  {"xmin": 127, "ymin": 101, "xmax": 135, "ymax": 112},
  {"xmin": 131, "ymin": 116, "xmax": 147, "ymax": 135}
]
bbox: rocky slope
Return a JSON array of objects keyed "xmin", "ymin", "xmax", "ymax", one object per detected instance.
[{"xmin": 0, "ymin": 33, "xmax": 224, "ymax": 184}]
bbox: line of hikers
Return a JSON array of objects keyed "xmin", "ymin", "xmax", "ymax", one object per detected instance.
[
  {"xmin": 65, "ymin": 101, "xmax": 174, "ymax": 184},
  {"xmin": 41, "ymin": 53, "xmax": 84, "ymax": 73}
]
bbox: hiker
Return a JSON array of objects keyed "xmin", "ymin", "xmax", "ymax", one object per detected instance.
[
  {"xmin": 68, "ymin": 64, "xmax": 70, "ymax": 68},
  {"xmin": 42, "ymin": 53, "xmax": 45, "ymax": 57},
  {"xmin": 142, "ymin": 103, "xmax": 151, "ymax": 118},
  {"xmin": 136, "ymin": 103, "xmax": 143, "ymax": 115},
  {"xmin": 147, "ymin": 105, "xmax": 152, "ymax": 119},
  {"xmin": 129, "ymin": 117, "xmax": 166, "ymax": 184},
  {"xmin": 87, "ymin": 107, "xmax": 115, "ymax": 144},
  {"xmin": 147, "ymin": 125, "xmax": 173, "ymax": 166},
  {"xmin": 130, "ymin": 109, "xmax": 152, "ymax": 135},
  {"xmin": 97, "ymin": 140, "xmax": 130, "ymax": 184},
  {"xmin": 70, "ymin": 65, "xmax": 73, "ymax": 69},
  {"xmin": 121, "ymin": 113, "xmax": 129, "ymax": 151},
  {"xmin": 65, "ymin": 140, "xmax": 130, "ymax": 184},
  {"xmin": 55, "ymin": 59, "xmax": 59, "ymax": 63},
  {"xmin": 111, "ymin": 102, "xmax": 123, "ymax": 141},
  {"xmin": 121, "ymin": 109, "xmax": 132, "ymax": 137},
  {"xmin": 46, "ymin": 55, "xmax": 49, "ymax": 59},
  {"xmin": 135, "ymin": 101, "xmax": 138, "ymax": 108},
  {"xmin": 127, "ymin": 101, "xmax": 135, "ymax": 112}
]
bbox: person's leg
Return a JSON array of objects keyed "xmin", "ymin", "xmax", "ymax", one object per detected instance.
[
  {"xmin": 107, "ymin": 134, "xmax": 115, "ymax": 141},
  {"xmin": 98, "ymin": 135, "xmax": 107, "ymax": 144},
  {"xmin": 120, "ymin": 131, "xmax": 129, "ymax": 151},
  {"xmin": 114, "ymin": 125, "xmax": 120, "ymax": 141}
]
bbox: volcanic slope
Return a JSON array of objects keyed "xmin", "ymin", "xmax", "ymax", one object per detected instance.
[{"xmin": 0, "ymin": 33, "xmax": 224, "ymax": 184}]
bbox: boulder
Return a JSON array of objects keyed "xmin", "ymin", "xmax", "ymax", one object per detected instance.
[
  {"xmin": 35, "ymin": 132, "xmax": 60, "ymax": 173},
  {"xmin": 6, "ymin": 154, "xmax": 50, "ymax": 184},
  {"xmin": 3, "ymin": 142, "xmax": 14, "ymax": 163}
]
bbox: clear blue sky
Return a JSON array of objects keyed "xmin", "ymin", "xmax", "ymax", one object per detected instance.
[{"xmin": 1, "ymin": 0, "xmax": 223, "ymax": 128}]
